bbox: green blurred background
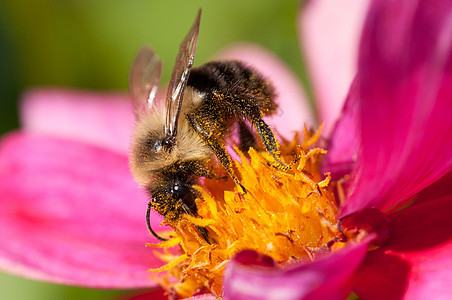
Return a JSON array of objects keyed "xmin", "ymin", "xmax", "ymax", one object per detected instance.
[{"xmin": 0, "ymin": 0, "xmax": 307, "ymax": 299}]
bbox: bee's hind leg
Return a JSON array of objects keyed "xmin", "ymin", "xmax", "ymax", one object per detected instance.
[{"xmin": 255, "ymin": 119, "xmax": 290, "ymax": 170}]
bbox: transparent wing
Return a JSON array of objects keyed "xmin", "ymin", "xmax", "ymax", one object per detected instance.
[
  {"xmin": 129, "ymin": 46, "xmax": 163, "ymax": 120},
  {"xmin": 165, "ymin": 9, "xmax": 201, "ymax": 137}
]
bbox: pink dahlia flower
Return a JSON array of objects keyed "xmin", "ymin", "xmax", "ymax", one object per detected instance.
[{"xmin": 1, "ymin": 0, "xmax": 452, "ymax": 299}]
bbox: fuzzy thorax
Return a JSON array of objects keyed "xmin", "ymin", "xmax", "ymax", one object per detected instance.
[{"xmin": 148, "ymin": 129, "xmax": 341, "ymax": 297}]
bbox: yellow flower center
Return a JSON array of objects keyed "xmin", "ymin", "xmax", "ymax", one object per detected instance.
[{"xmin": 147, "ymin": 127, "xmax": 342, "ymax": 298}]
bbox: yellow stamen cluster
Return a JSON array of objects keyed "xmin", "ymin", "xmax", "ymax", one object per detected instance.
[{"xmin": 148, "ymin": 128, "xmax": 341, "ymax": 298}]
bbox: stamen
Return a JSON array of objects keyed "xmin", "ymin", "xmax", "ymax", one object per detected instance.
[
  {"xmin": 146, "ymin": 237, "xmax": 180, "ymax": 248},
  {"xmin": 149, "ymin": 254, "xmax": 188, "ymax": 272},
  {"xmin": 182, "ymin": 214, "xmax": 215, "ymax": 227}
]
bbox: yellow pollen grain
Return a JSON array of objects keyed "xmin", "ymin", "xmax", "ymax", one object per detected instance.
[{"xmin": 148, "ymin": 129, "xmax": 341, "ymax": 298}]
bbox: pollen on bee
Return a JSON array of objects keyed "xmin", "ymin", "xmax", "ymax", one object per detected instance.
[{"xmin": 148, "ymin": 127, "xmax": 342, "ymax": 298}]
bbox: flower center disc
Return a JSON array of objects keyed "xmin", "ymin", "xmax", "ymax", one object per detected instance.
[{"xmin": 149, "ymin": 130, "xmax": 342, "ymax": 297}]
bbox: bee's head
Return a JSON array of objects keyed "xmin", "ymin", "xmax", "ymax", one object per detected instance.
[
  {"xmin": 150, "ymin": 179, "xmax": 197, "ymax": 220},
  {"xmin": 148, "ymin": 179, "xmax": 211, "ymax": 243}
]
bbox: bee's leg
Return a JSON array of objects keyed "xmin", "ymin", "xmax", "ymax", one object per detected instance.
[
  {"xmin": 231, "ymin": 98, "xmax": 288, "ymax": 170},
  {"xmin": 187, "ymin": 111, "xmax": 246, "ymax": 193},
  {"xmin": 205, "ymin": 137, "xmax": 247, "ymax": 194},
  {"xmin": 238, "ymin": 120, "xmax": 256, "ymax": 153},
  {"xmin": 185, "ymin": 159, "xmax": 215, "ymax": 179},
  {"xmin": 255, "ymin": 119, "xmax": 289, "ymax": 170}
]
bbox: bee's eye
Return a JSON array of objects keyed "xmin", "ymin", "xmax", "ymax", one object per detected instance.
[
  {"xmin": 145, "ymin": 136, "xmax": 173, "ymax": 153},
  {"xmin": 162, "ymin": 137, "xmax": 174, "ymax": 150},
  {"xmin": 173, "ymin": 184, "xmax": 196, "ymax": 213}
]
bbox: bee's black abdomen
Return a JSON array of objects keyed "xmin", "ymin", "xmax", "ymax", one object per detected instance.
[
  {"xmin": 188, "ymin": 61, "xmax": 277, "ymax": 116},
  {"xmin": 185, "ymin": 60, "xmax": 287, "ymax": 195}
]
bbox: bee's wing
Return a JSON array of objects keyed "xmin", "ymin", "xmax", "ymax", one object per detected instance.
[
  {"xmin": 129, "ymin": 46, "xmax": 163, "ymax": 119},
  {"xmin": 165, "ymin": 9, "xmax": 201, "ymax": 137}
]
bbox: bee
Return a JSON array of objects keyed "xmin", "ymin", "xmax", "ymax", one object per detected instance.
[{"xmin": 129, "ymin": 9, "xmax": 287, "ymax": 242}]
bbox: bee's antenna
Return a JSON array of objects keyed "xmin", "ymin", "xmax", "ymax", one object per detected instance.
[{"xmin": 146, "ymin": 202, "xmax": 168, "ymax": 241}]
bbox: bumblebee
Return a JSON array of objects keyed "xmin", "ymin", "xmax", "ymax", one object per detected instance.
[{"xmin": 129, "ymin": 9, "xmax": 287, "ymax": 242}]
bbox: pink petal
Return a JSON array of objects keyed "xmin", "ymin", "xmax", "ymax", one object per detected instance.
[
  {"xmin": 120, "ymin": 289, "xmax": 167, "ymax": 300},
  {"xmin": 342, "ymin": 0, "xmax": 452, "ymax": 215},
  {"xmin": 216, "ymin": 43, "xmax": 314, "ymax": 140},
  {"xmin": 223, "ymin": 242, "xmax": 369, "ymax": 300},
  {"xmin": 322, "ymin": 79, "xmax": 360, "ymax": 181},
  {"xmin": 21, "ymin": 88, "xmax": 135, "ymax": 155},
  {"xmin": 0, "ymin": 132, "xmax": 166, "ymax": 288},
  {"xmin": 417, "ymin": 170, "xmax": 452, "ymax": 203},
  {"xmin": 353, "ymin": 192, "xmax": 452, "ymax": 299},
  {"xmin": 300, "ymin": 0, "xmax": 370, "ymax": 134}
]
